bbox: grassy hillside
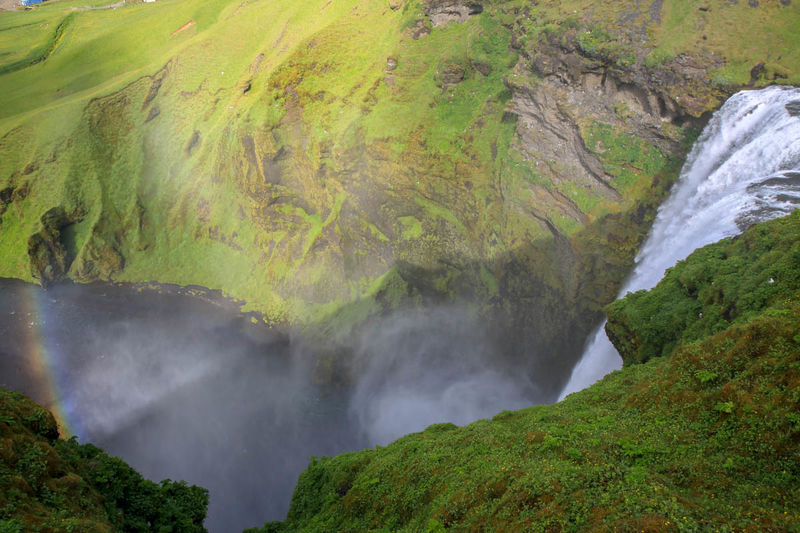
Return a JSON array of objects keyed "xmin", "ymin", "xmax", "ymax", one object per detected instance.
[
  {"xmin": 1, "ymin": 0, "xmax": 799, "ymax": 385},
  {"xmin": 250, "ymin": 212, "xmax": 800, "ymax": 532},
  {"xmin": 0, "ymin": 388, "xmax": 208, "ymax": 532},
  {"xmin": 607, "ymin": 211, "xmax": 800, "ymax": 365}
]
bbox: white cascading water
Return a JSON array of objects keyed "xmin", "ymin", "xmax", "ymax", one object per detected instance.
[{"xmin": 559, "ymin": 85, "xmax": 800, "ymax": 400}]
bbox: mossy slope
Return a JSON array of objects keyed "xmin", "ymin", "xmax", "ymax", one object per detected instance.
[
  {"xmin": 251, "ymin": 212, "xmax": 800, "ymax": 532},
  {"xmin": 607, "ymin": 211, "xmax": 800, "ymax": 366}
]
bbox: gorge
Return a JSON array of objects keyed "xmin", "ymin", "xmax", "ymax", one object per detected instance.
[
  {"xmin": 3, "ymin": 83, "xmax": 799, "ymax": 532},
  {"xmin": 1, "ymin": 0, "xmax": 800, "ymax": 531}
]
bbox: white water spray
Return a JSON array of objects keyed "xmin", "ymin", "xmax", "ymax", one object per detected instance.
[{"xmin": 560, "ymin": 86, "xmax": 800, "ymax": 400}]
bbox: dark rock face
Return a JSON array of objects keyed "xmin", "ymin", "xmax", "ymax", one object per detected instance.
[
  {"xmin": 750, "ymin": 62, "xmax": 765, "ymax": 82},
  {"xmin": 408, "ymin": 19, "xmax": 431, "ymax": 40},
  {"xmin": 27, "ymin": 207, "xmax": 79, "ymax": 286},
  {"xmin": 472, "ymin": 59, "xmax": 492, "ymax": 76},
  {"xmin": 0, "ymin": 183, "xmax": 29, "ymax": 220},
  {"xmin": 424, "ymin": 0, "xmax": 483, "ymax": 27},
  {"xmin": 786, "ymin": 100, "xmax": 800, "ymax": 117}
]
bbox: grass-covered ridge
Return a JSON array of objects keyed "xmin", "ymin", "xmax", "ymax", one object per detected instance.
[
  {"xmin": 607, "ymin": 211, "xmax": 800, "ymax": 365},
  {"xmin": 0, "ymin": 388, "xmax": 209, "ymax": 532},
  {"xmin": 251, "ymin": 212, "xmax": 800, "ymax": 532}
]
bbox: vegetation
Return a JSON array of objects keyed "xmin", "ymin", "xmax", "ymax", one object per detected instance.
[
  {"xmin": 250, "ymin": 212, "xmax": 800, "ymax": 532},
  {"xmin": 0, "ymin": 388, "xmax": 209, "ymax": 532},
  {"xmin": 607, "ymin": 211, "xmax": 800, "ymax": 365}
]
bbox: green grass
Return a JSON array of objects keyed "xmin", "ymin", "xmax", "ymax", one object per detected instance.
[
  {"xmin": 654, "ymin": 0, "xmax": 800, "ymax": 85},
  {"xmin": 398, "ymin": 215, "xmax": 423, "ymax": 240},
  {"xmin": 582, "ymin": 121, "xmax": 670, "ymax": 198}
]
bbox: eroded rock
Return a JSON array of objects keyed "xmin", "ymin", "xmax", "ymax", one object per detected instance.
[
  {"xmin": 71, "ymin": 234, "xmax": 125, "ymax": 281},
  {"xmin": 27, "ymin": 207, "xmax": 78, "ymax": 286},
  {"xmin": 408, "ymin": 19, "xmax": 431, "ymax": 39},
  {"xmin": 424, "ymin": 0, "xmax": 483, "ymax": 27},
  {"xmin": 436, "ymin": 62, "xmax": 466, "ymax": 87}
]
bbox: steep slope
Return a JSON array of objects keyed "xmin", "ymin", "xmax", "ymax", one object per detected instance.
[
  {"xmin": 1, "ymin": 0, "xmax": 799, "ymax": 390},
  {"xmin": 249, "ymin": 211, "xmax": 800, "ymax": 532},
  {"xmin": 0, "ymin": 388, "xmax": 209, "ymax": 532}
]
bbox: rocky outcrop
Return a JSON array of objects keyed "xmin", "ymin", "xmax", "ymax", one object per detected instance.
[
  {"xmin": 424, "ymin": 0, "xmax": 483, "ymax": 27},
  {"xmin": 502, "ymin": 36, "xmax": 694, "ymax": 240},
  {"xmin": 27, "ymin": 207, "xmax": 79, "ymax": 286}
]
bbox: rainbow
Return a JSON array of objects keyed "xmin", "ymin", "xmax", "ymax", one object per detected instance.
[{"xmin": 13, "ymin": 281, "xmax": 77, "ymax": 437}]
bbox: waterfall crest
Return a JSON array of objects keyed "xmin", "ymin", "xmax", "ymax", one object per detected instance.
[{"xmin": 559, "ymin": 86, "xmax": 800, "ymax": 400}]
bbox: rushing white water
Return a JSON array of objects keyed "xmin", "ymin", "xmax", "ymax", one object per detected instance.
[{"xmin": 559, "ymin": 85, "xmax": 800, "ymax": 400}]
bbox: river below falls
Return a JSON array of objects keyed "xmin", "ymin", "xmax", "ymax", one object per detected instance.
[{"xmin": 0, "ymin": 278, "xmax": 364, "ymax": 532}]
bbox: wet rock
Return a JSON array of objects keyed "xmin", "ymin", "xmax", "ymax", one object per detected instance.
[
  {"xmin": 424, "ymin": 0, "xmax": 483, "ymax": 27},
  {"xmin": 750, "ymin": 62, "xmax": 765, "ymax": 82},
  {"xmin": 786, "ymin": 100, "xmax": 800, "ymax": 117}
]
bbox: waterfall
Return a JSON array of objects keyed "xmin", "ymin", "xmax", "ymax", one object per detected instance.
[{"xmin": 559, "ymin": 85, "xmax": 800, "ymax": 400}]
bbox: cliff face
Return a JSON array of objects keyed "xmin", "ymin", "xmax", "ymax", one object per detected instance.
[
  {"xmin": 1, "ymin": 0, "xmax": 798, "ymax": 387},
  {"xmin": 249, "ymin": 212, "xmax": 800, "ymax": 533}
]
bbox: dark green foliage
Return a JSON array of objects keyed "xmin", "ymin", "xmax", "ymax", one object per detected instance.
[
  {"xmin": 55, "ymin": 440, "xmax": 209, "ymax": 533},
  {"xmin": 0, "ymin": 389, "xmax": 209, "ymax": 532},
  {"xmin": 606, "ymin": 210, "xmax": 800, "ymax": 365}
]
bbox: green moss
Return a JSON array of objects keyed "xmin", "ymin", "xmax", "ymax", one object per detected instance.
[
  {"xmin": 479, "ymin": 264, "xmax": 499, "ymax": 298},
  {"xmin": 583, "ymin": 122, "xmax": 668, "ymax": 194},
  {"xmin": 398, "ymin": 215, "xmax": 423, "ymax": 240},
  {"xmin": 414, "ymin": 195, "xmax": 467, "ymax": 235}
]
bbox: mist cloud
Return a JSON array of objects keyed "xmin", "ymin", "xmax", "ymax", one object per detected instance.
[
  {"xmin": 348, "ymin": 306, "xmax": 539, "ymax": 445},
  {"xmin": 2, "ymin": 282, "xmax": 546, "ymax": 531}
]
